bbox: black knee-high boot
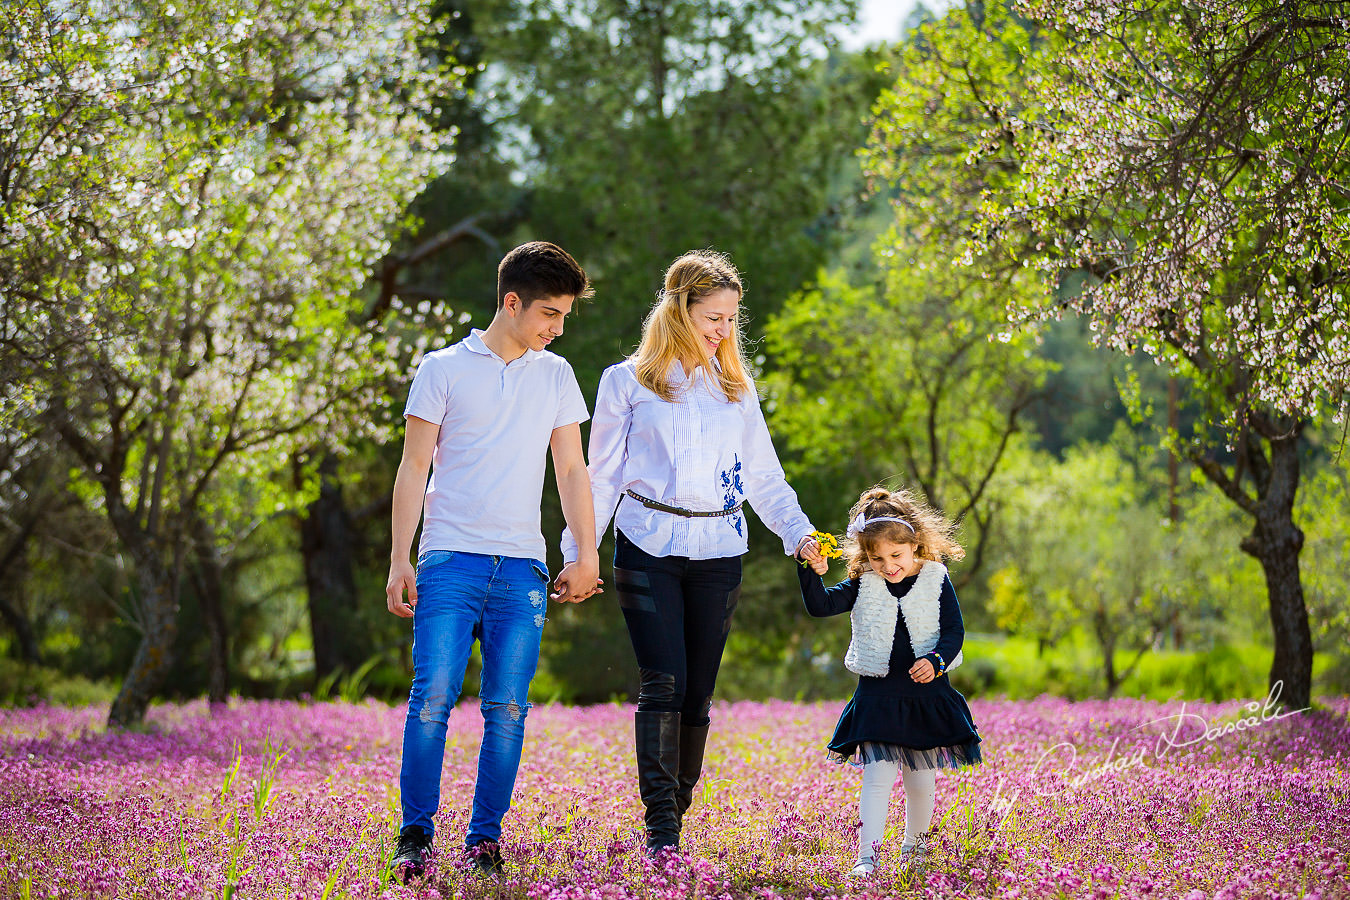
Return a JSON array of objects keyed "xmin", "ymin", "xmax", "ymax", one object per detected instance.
[
  {"xmin": 673, "ymin": 723, "xmax": 710, "ymax": 823},
  {"xmin": 635, "ymin": 710, "xmax": 681, "ymax": 853}
]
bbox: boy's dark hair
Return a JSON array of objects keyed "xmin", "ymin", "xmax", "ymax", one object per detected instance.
[{"xmin": 497, "ymin": 241, "xmax": 593, "ymax": 308}]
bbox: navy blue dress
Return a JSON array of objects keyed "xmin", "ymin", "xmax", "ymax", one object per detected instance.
[{"xmin": 798, "ymin": 565, "xmax": 982, "ymax": 768}]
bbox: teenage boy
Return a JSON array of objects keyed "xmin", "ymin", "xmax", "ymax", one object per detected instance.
[{"xmin": 385, "ymin": 242, "xmax": 602, "ymax": 879}]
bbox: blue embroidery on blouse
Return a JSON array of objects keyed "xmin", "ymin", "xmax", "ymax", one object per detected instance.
[{"xmin": 719, "ymin": 455, "xmax": 744, "ymax": 536}]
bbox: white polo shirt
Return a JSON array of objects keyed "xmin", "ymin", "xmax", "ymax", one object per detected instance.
[{"xmin": 405, "ymin": 329, "xmax": 589, "ymax": 562}]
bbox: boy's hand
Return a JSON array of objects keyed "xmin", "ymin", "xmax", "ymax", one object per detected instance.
[
  {"xmin": 908, "ymin": 658, "xmax": 936, "ymax": 683},
  {"xmin": 551, "ymin": 557, "xmax": 603, "ymax": 603},
  {"xmin": 386, "ymin": 559, "xmax": 418, "ymax": 617}
]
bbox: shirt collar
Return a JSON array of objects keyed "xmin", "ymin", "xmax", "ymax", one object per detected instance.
[
  {"xmin": 464, "ymin": 328, "xmax": 542, "ymax": 365},
  {"xmin": 666, "ymin": 355, "xmax": 723, "ymax": 382}
]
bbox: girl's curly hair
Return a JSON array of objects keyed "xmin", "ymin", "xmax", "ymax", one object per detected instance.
[{"xmin": 842, "ymin": 486, "xmax": 964, "ymax": 579}]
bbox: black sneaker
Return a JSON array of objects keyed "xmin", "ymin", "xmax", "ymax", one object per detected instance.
[
  {"xmin": 391, "ymin": 825, "xmax": 432, "ymax": 881},
  {"xmin": 466, "ymin": 839, "xmax": 504, "ymax": 875}
]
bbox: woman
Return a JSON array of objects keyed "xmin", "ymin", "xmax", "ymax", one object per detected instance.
[{"xmin": 562, "ymin": 249, "xmax": 822, "ymax": 854}]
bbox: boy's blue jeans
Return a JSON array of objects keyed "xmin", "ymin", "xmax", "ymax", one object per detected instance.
[{"xmin": 399, "ymin": 550, "xmax": 549, "ymax": 848}]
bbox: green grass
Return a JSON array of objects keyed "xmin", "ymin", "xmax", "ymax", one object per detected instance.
[
  {"xmin": 3, "ymin": 627, "xmax": 1344, "ymax": 710},
  {"xmin": 950, "ymin": 634, "xmax": 1343, "ymax": 701}
]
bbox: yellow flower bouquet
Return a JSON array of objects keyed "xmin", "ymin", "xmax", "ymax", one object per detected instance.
[{"xmin": 798, "ymin": 530, "xmax": 842, "ymax": 567}]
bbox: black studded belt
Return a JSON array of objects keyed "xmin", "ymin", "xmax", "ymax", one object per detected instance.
[{"xmin": 625, "ymin": 489, "xmax": 744, "ymax": 518}]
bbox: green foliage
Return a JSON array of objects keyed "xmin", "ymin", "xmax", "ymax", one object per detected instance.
[
  {"xmin": 712, "ymin": 629, "xmax": 1320, "ymax": 704},
  {"xmin": 739, "ymin": 0, "xmax": 1054, "ymax": 599},
  {"xmin": 861, "ymin": 0, "xmax": 1045, "ymax": 251},
  {"xmin": 0, "ymin": 659, "xmax": 117, "ymax": 708},
  {"xmin": 761, "ymin": 253, "xmax": 1049, "ymax": 584},
  {"xmin": 408, "ymin": 0, "xmax": 887, "ymax": 388},
  {"xmin": 315, "ymin": 653, "xmax": 388, "ymax": 704},
  {"xmin": 985, "ymin": 429, "xmax": 1274, "ymax": 695},
  {"xmin": 946, "ymin": 636, "xmax": 1277, "ymax": 702},
  {"xmin": 445, "ymin": 0, "xmax": 905, "ymax": 701}
]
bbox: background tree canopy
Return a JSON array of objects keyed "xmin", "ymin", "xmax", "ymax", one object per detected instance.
[{"xmin": 2, "ymin": 0, "xmax": 1347, "ymax": 722}]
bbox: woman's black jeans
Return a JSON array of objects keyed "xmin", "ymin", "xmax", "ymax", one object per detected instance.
[{"xmin": 613, "ymin": 529, "xmax": 743, "ymax": 725}]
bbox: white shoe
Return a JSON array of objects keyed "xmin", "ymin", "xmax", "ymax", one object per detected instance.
[
  {"xmin": 898, "ymin": 842, "xmax": 929, "ymax": 872},
  {"xmin": 848, "ymin": 857, "xmax": 876, "ymax": 877}
]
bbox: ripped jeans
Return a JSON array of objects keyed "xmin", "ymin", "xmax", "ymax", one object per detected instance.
[{"xmin": 399, "ymin": 550, "xmax": 549, "ymax": 847}]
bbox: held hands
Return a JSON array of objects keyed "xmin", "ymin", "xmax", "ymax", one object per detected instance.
[
  {"xmin": 551, "ymin": 555, "xmax": 604, "ymax": 604},
  {"xmin": 386, "ymin": 558, "xmax": 418, "ymax": 618},
  {"xmin": 795, "ymin": 536, "xmax": 828, "ymax": 575},
  {"xmin": 909, "ymin": 658, "xmax": 936, "ymax": 683}
]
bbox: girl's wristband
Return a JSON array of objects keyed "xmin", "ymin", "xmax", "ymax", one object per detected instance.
[{"xmin": 930, "ymin": 652, "xmax": 947, "ymax": 676}]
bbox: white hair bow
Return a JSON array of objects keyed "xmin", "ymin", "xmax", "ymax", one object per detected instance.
[{"xmin": 845, "ymin": 513, "xmax": 914, "ymax": 538}]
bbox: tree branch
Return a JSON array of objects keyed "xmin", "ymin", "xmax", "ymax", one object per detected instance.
[
  {"xmin": 1189, "ymin": 451, "xmax": 1258, "ymax": 515},
  {"xmin": 369, "ymin": 213, "xmax": 501, "ymax": 319}
]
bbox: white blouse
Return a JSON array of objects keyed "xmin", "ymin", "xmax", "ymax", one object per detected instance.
[{"xmin": 562, "ymin": 358, "xmax": 814, "ymax": 562}]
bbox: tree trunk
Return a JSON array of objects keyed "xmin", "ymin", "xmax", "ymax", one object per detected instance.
[
  {"xmin": 1101, "ymin": 633, "xmax": 1119, "ymax": 697},
  {"xmin": 299, "ymin": 453, "xmax": 364, "ymax": 680},
  {"xmin": 108, "ymin": 549, "xmax": 180, "ymax": 727},
  {"xmin": 0, "ymin": 489, "xmax": 47, "ymax": 664},
  {"xmin": 0, "ymin": 588, "xmax": 41, "ymax": 665},
  {"xmin": 1239, "ymin": 433, "xmax": 1312, "ymax": 710},
  {"xmin": 192, "ymin": 518, "xmax": 229, "ymax": 706},
  {"xmin": 1194, "ymin": 418, "xmax": 1314, "ymax": 710},
  {"xmin": 48, "ymin": 407, "xmax": 184, "ymax": 726}
]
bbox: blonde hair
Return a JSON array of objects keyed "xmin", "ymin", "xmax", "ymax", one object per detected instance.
[
  {"xmin": 631, "ymin": 249, "xmax": 754, "ymax": 403},
  {"xmin": 843, "ymin": 486, "xmax": 964, "ymax": 579}
]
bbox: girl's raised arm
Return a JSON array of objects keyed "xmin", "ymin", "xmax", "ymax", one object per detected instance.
[{"xmin": 797, "ymin": 564, "xmax": 859, "ymax": 618}]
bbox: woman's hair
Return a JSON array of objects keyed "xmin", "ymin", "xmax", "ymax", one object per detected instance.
[
  {"xmin": 630, "ymin": 249, "xmax": 754, "ymax": 402},
  {"xmin": 842, "ymin": 486, "xmax": 964, "ymax": 579}
]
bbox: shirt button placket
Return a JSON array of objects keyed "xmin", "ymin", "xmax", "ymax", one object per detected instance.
[
  {"xmin": 690, "ymin": 377, "xmax": 705, "ymax": 559},
  {"xmin": 674, "ymin": 375, "xmax": 695, "ymax": 557}
]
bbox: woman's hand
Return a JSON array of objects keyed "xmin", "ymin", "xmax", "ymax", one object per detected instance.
[
  {"xmin": 551, "ymin": 557, "xmax": 604, "ymax": 603},
  {"xmin": 908, "ymin": 658, "xmax": 936, "ymax": 683},
  {"xmin": 795, "ymin": 536, "xmax": 822, "ymax": 562},
  {"xmin": 795, "ymin": 537, "xmax": 828, "ymax": 574}
]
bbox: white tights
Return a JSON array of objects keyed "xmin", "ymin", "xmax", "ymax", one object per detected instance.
[{"xmin": 856, "ymin": 760, "xmax": 935, "ymax": 862}]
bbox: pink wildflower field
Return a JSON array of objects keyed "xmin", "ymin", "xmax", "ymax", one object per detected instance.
[{"xmin": 1, "ymin": 695, "xmax": 1347, "ymax": 899}]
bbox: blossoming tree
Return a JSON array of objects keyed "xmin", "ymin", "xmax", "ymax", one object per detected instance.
[
  {"xmin": 867, "ymin": 0, "xmax": 1348, "ymax": 707},
  {"xmin": 1, "ymin": 0, "xmax": 457, "ymax": 725}
]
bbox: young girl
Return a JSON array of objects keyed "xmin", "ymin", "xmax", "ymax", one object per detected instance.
[{"xmin": 797, "ymin": 487, "xmax": 981, "ymax": 876}]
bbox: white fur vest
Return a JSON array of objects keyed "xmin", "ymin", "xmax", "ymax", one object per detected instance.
[{"xmin": 843, "ymin": 561, "xmax": 964, "ymax": 678}]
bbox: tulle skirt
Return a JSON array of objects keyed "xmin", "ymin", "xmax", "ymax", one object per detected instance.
[
  {"xmin": 826, "ymin": 686, "xmax": 982, "ymax": 770},
  {"xmin": 833, "ymin": 738, "xmax": 982, "ymax": 769}
]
